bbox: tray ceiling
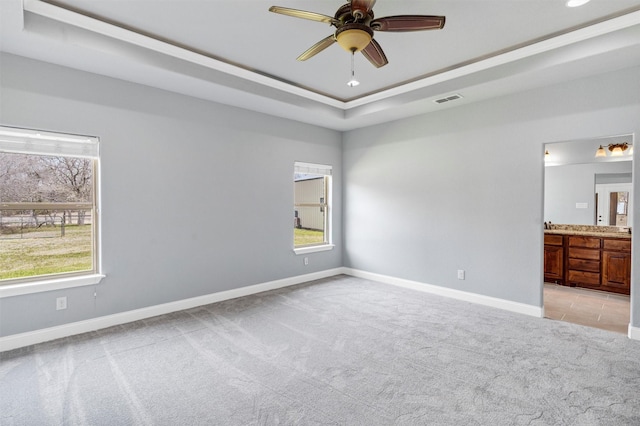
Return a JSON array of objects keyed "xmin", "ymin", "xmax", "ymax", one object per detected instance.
[{"xmin": 2, "ymin": 0, "xmax": 640, "ymax": 130}]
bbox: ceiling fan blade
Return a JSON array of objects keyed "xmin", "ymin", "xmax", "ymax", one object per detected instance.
[
  {"xmin": 269, "ymin": 6, "xmax": 339, "ymax": 26},
  {"xmin": 361, "ymin": 39, "xmax": 388, "ymax": 68},
  {"xmin": 351, "ymin": 0, "xmax": 376, "ymax": 16},
  {"xmin": 371, "ymin": 15, "xmax": 445, "ymax": 32},
  {"xmin": 297, "ymin": 35, "xmax": 336, "ymax": 61}
]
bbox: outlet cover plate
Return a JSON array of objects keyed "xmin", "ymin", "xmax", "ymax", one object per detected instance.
[{"xmin": 56, "ymin": 296, "xmax": 67, "ymax": 310}]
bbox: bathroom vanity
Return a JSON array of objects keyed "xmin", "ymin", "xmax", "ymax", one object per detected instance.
[{"xmin": 544, "ymin": 225, "xmax": 631, "ymax": 295}]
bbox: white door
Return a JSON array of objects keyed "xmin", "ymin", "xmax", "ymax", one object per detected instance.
[{"xmin": 595, "ymin": 183, "xmax": 633, "ymax": 226}]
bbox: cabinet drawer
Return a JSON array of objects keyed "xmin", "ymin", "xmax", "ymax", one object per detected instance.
[
  {"xmin": 568, "ymin": 247, "xmax": 600, "ymax": 260},
  {"xmin": 568, "ymin": 258, "xmax": 600, "ymax": 273},
  {"xmin": 544, "ymin": 234, "xmax": 563, "ymax": 246},
  {"xmin": 568, "ymin": 270, "xmax": 600, "ymax": 285},
  {"xmin": 568, "ymin": 236, "xmax": 601, "ymax": 249},
  {"xmin": 602, "ymin": 239, "xmax": 631, "ymax": 252}
]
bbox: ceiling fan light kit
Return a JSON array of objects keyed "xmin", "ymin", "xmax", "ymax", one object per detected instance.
[
  {"xmin": 269, "ymin": 0, "xmax": 445, "ymax": 85},
  {"xmin": 336, "ymin": 24, "xmax": 373, "ymax": 52}
]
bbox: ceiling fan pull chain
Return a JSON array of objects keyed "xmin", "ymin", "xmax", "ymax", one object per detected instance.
[{"xmin": 348, "ymin": 51, "xmax": 360, "ymax": 87}]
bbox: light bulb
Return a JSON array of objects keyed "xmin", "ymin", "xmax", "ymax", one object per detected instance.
[{"xmin": 566, "ymin": 0, "xmax": 590, "ymax": 7}]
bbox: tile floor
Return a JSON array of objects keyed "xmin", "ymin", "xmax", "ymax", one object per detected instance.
[{"xmin": 544, "ymin": 283, "xmax": 630, "ymax": 335}]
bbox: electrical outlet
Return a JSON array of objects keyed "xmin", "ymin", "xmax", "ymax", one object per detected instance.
[
  {"xmin": 304, "ymin": 257, "xmax": 309, "ymax": 266},
  {"xmin": 457, "ymin": 270, "xmax": 465, "ymax": 280},
  {"xmin": 56, "ymin": 296, "xmax": 67, "ymax": 310}
]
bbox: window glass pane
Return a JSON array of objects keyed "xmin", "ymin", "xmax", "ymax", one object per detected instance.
[
  {"xmin": 0, "ymin": 209, "xmax": 93, "ymax": 280},
  {"xmin": 0, "ymin": 153, "xmax": 93, "ymax": 203},
  {"xmin": 294, "ymin": 173, "xmax": 326, "ymax": 247},
  {"xmin": 0, "ymin": 151, "xmax": 95, "ymax": 282}
]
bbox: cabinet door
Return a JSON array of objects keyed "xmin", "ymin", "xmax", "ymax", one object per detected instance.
[
  {"xmin": 602, "ymin": 251, "xmax": 631, "ymax": 291},
  {"xmin": 544, "ymin": 245, "xmax": 563, "ymax": 282}
]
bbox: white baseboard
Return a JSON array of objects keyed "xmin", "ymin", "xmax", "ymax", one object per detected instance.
[
  {"xmin": 343, "ymin": 268, "xmax": 544, "ymax": 318},
  {"xmin": 629, "ymin": 325, "xmax": 640, "ymax": 341},
  {"xmin": 0, "ymin": 268, "xmax": 345, "ymax": 352},
  {"xmin": 6, "ymin": 266, "xmax": 633, "ymax": 351}
]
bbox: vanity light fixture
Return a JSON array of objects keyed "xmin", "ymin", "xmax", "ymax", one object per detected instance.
[{"xmin": 595, "ymin": 142, "xmax": 632, "ymax": 158}]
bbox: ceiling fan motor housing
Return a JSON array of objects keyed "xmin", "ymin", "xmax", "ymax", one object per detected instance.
[{"xmin": 335, "ymin": 3, "xmax": 374, "ymax": 24}]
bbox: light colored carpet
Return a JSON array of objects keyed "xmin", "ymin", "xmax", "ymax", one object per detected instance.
[{"xmin": 2, "ymin": 275, "xmax": 640, "ymax": 425}]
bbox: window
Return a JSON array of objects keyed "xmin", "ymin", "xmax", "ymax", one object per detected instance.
[
  {"xmin": 293, "ymin": 162, "xmax": 333, "ymax": 254},
  {"xmin": 0, "ymin": 126, "xmax": 102, "ymax": 295}
]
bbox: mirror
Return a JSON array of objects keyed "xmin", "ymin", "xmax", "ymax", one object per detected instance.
[
  {"xmin": 595, "ymin": 184, "xmax": 632, "ymax": 226},
  {"xmin": 544, "ymin": 135, "xmax": 633, "ymax": 226}
]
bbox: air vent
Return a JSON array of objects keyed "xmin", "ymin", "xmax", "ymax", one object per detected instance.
[{"xmin": 434, "ymin": 93, "xmax": 463, "ymax": 104}]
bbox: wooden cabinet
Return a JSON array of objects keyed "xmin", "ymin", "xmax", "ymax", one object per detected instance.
[
  {"xmin": 543, "ymin": 234, "xmax": 563, "ymax": 283},
  {"xmin": 602, "ymin": 238, "xmax": 631, "ymax": 293},
  {"xmin": 567, "ymin": 236, "xmax": 601, "ymax": 288},
  {"xmin": 543, "ymin": 233, "xmax": 631, "ymax": 295}
]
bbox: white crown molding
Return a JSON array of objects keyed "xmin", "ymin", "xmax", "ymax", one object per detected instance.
[
  {"xmin": 345, "ymin": 9, "xmax": 640, "ymax": 109},
  {"xmin": 21, "ymin": 0, "xmax": 640, "ymax": 115},
  {"xmin": 22, "ymin": 0, "xmax": 344, "ymax": 109}
]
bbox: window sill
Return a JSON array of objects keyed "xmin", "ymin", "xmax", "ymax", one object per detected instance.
[
  {"xmin": 0, "ymin": 274, "xmax": 105, "ymax": 298},
  {"xmin": 294, "ymin": 244, "xmax": 335, "ymax": 255}
]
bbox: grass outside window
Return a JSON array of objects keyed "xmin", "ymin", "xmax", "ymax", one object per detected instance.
[
  {"xmin": 0, "ymin": 225, "xmax": 92, "ymax": 281},
  {"xmin": 294, "ymin": 228, "xmax": 324, "ymax": 247}
]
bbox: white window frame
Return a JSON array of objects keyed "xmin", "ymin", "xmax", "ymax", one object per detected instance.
[
  {"xmin": 293, "ymin": 161, "xmax": 334, "ymax": 255},
  {"xmin": 0, "ymin": 126, "xmax": 104, "ymax": 298}
]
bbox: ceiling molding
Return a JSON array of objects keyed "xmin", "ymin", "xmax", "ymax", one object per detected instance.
[
  {"xmin": 344, "ymin": 9, "xmax": 640, "ymax": 109},
  {"xmin": 9, "ymin": 0, "xmax": 640, "ymax": 131},
  {"xmin": 22, "ymin": 0, "xmax": 345, "ymax": 109}
]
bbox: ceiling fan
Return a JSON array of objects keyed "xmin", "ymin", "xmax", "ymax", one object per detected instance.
[{"xmin": 268, "ymin": 0, "xmax": 445, "ymax": 68}]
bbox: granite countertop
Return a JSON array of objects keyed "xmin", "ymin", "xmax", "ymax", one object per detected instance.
[
  {"xmin": 544, "ymin": 229, "xmax": 631, "ymax": 239},
  {"xmin": 544, "ymin": 224, "xmax": 631, "ymax": 239}
]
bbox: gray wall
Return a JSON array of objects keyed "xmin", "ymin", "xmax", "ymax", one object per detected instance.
[
  {"xmin": 0, "ymin": 54, "xmax": 343, "ymax": 337},
  {"xmin": 343, "ymin": 66, "xmax": 640, "ymax": 328},
  {"xmin": 545, "ymin": 162, "xmax": 632, "ymax": 225},
  {"xmin": 2, "ymin": 53, "xmax": 640, "ymax": 338}
]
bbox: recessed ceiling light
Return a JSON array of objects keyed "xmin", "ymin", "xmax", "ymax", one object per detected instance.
[{"xmin": 566, "ymin": 0, "xmax": 590, "ymax": 7}]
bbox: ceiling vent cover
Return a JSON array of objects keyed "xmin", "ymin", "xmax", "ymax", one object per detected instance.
[{"xmin": 434, "ymin": 93, "xmax": 463, "ymax": 104}]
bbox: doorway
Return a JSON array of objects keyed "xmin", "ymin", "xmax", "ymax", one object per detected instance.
[{"xmin": 543, "ymin": 135, "xmax": 633, "ymax": 335}]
